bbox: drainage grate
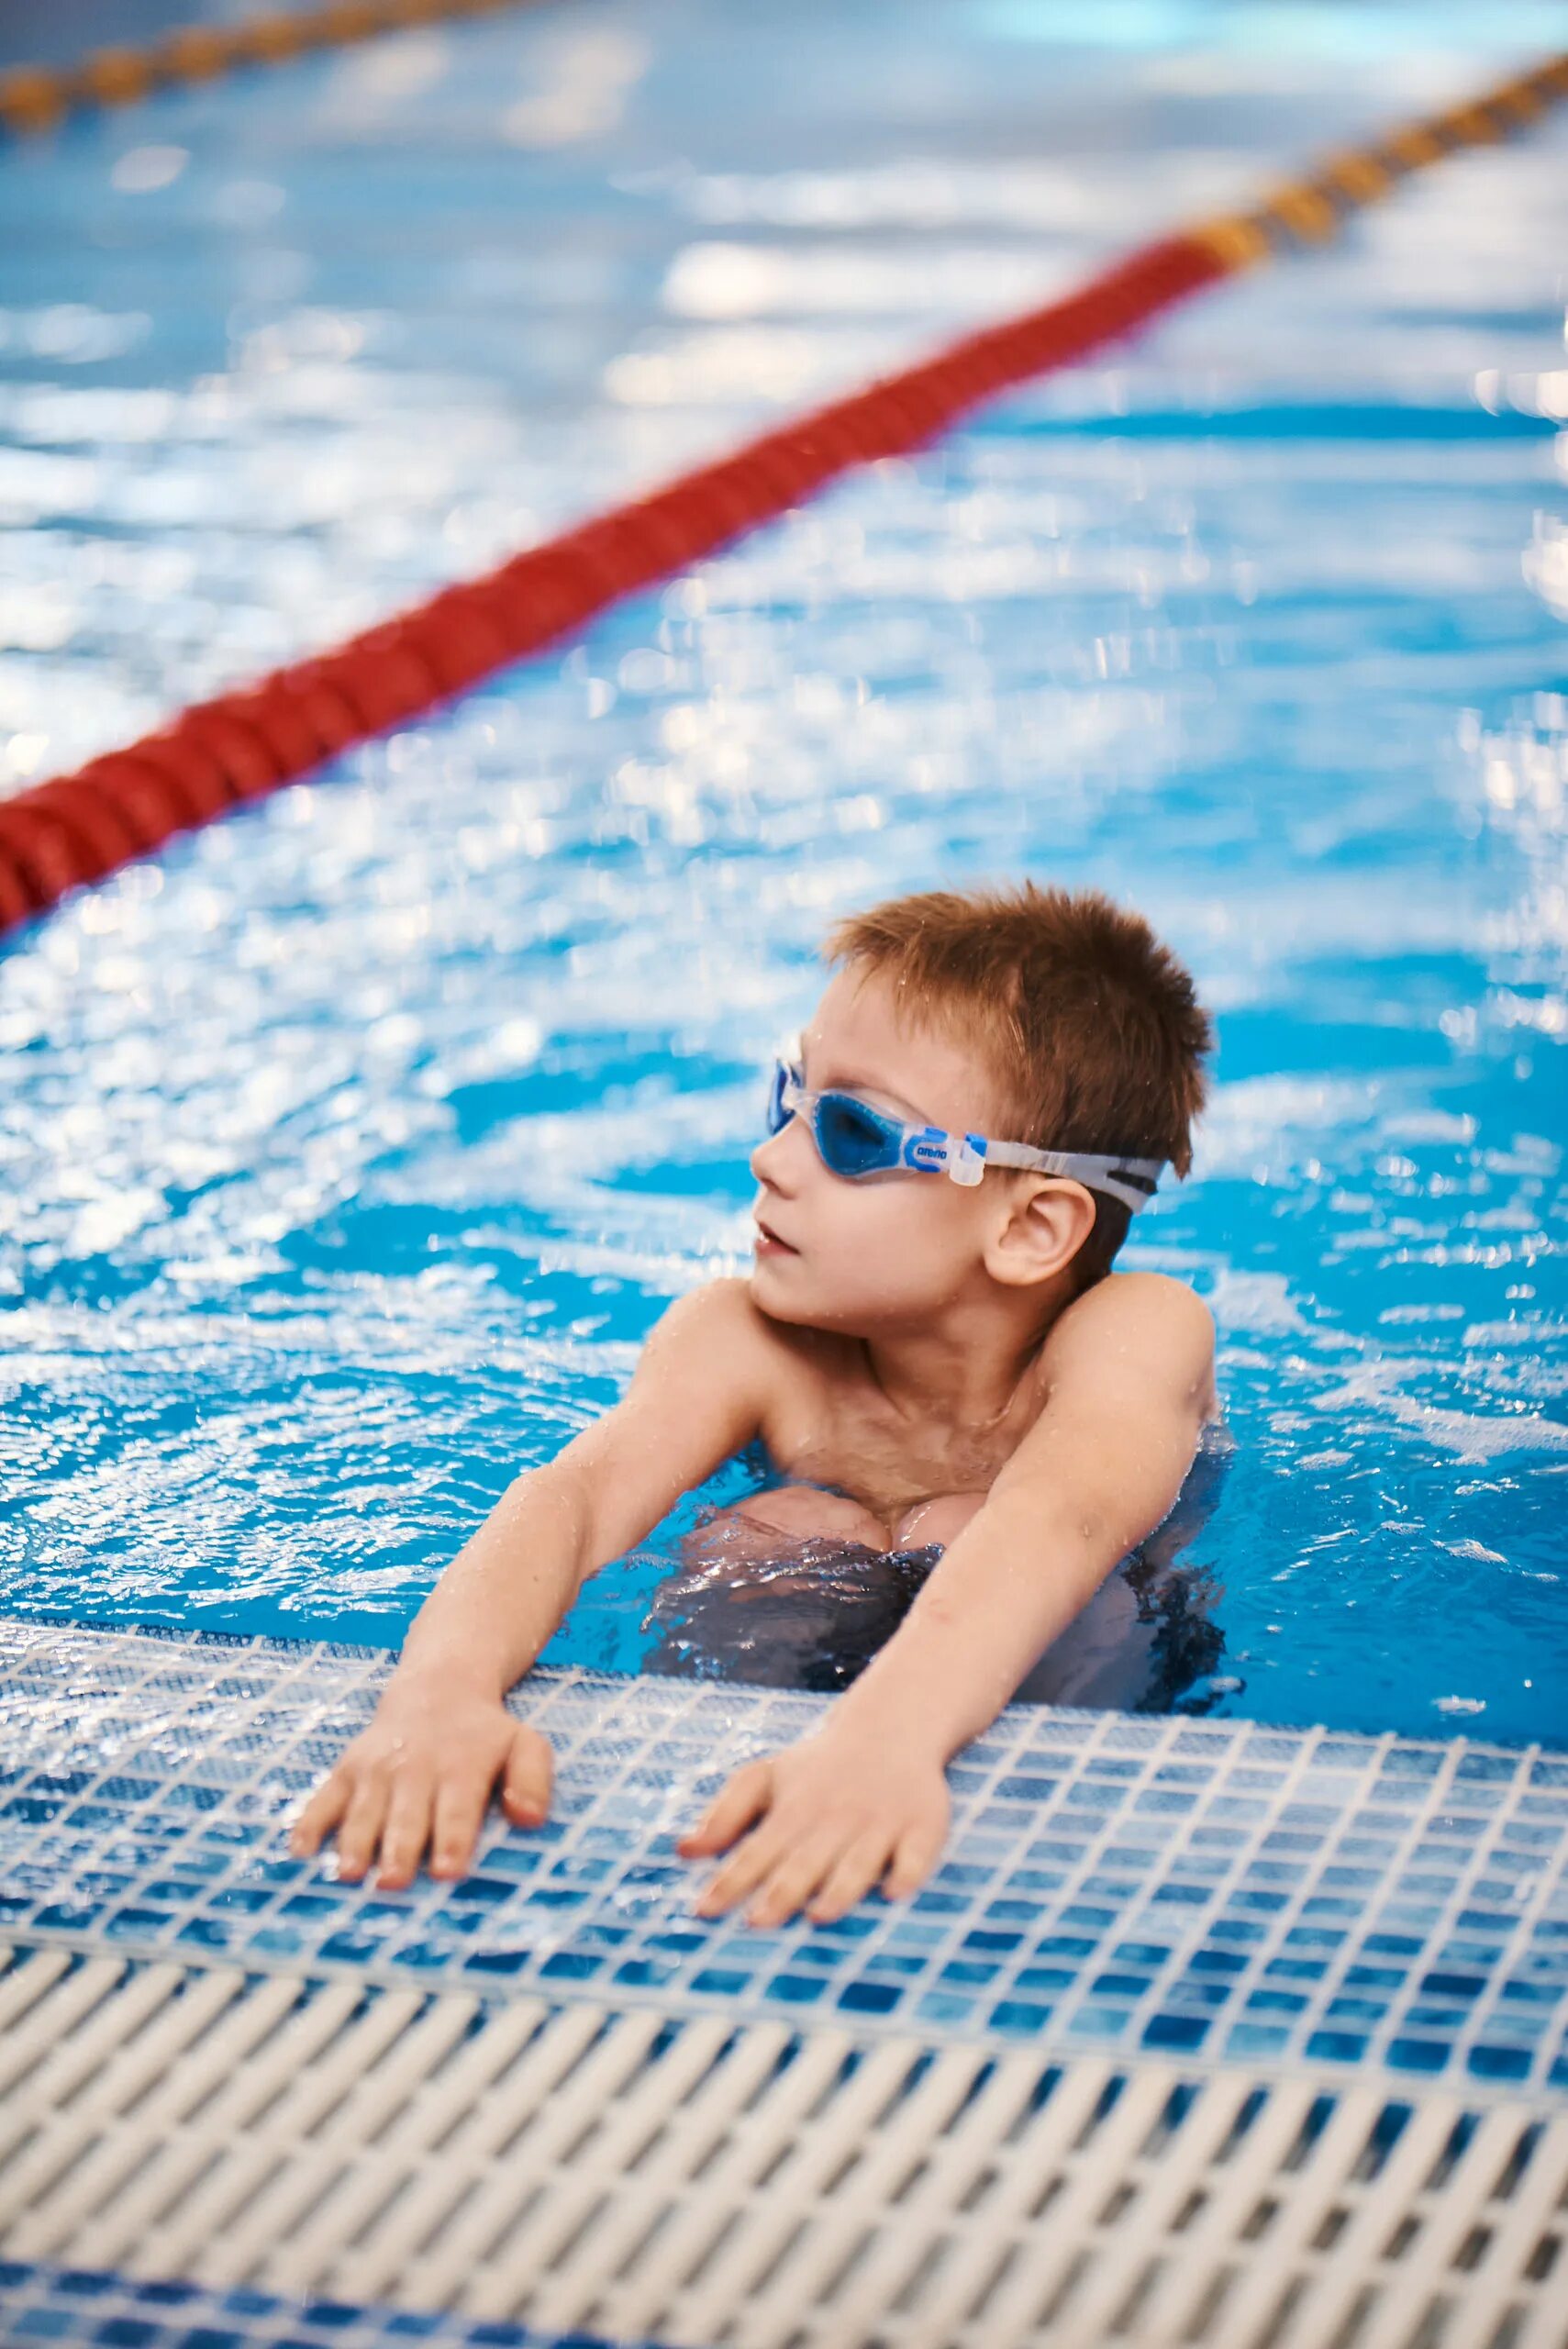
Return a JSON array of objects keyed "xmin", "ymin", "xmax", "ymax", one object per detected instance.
[{"xmin": 2, "ymin": 1946, "xmax": 1565, "ymax": 2349}]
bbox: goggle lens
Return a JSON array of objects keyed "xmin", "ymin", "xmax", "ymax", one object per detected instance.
[
  {"xmin": 814, "ymin": 1093, "xmax": 897, "ymax": 1177},
  {"xmin": 765, "ymin": 1062, "xmax": 901, "ymax": 1177}
]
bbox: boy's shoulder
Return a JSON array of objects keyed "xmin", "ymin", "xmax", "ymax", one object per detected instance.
[
  {"xmin": 1042, "ymin": 1271, "xmax": 1217, "ymax": 1401},
  {"xmin": 649, "ymin": 1275, "xmax": 768, "ymax": 1350},
  {"xmin": 1071, "ymin": 1268, "xmax": 1213, "ymax": 1332},
  {"xmin": 651, "ymin": 1275, "xmax": 843, "ymax": 1369},
  {"xmin": 640, "ymin": 1277, "xmax": 856, "ymax": 1444}
]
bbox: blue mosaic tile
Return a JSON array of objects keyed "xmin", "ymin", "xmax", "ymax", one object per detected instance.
[{"xmin": 1, "ymin": 1619, "xmax": 1565, "ymax": 2102}]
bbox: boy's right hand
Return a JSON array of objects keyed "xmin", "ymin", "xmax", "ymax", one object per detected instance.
[{"xmin": 287, "ymin": 1671, "xmax": 553, "ymax": 1890}]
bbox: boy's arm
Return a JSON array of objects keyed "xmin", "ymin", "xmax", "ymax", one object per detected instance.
[
  {"xmin": 291, "ymin": 1277, "xmax": 776, "ymax": 1887},
  {"xmin": 681, "ymin": 1275, "xmax": 1216, "ymax": 1928}
]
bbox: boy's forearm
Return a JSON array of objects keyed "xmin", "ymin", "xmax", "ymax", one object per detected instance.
[
  {"xmin": 394, "ymin": 1465, "xmax": 595, "ymax": 1698},
  {"xmin": 835, "ymin": 1368, "xmax": 1207, "ymax": 1766},
  {"xmin": 828, "ymin": 1497, "xmax": 1109, "ymax": 1763}
]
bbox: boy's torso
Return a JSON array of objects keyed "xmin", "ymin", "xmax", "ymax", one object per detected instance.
[
  {"xmin": 749, "ymin": 1306, "xmax": 1059, "ymax": 1545},
  {"xmin": 739, "ymin": 1271, "xmax": 1220, "ymax": 1550}
]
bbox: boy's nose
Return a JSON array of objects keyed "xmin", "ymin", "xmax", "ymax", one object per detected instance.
[{"xmin": 751, "ymin": 1119, "xmax": 806, "ymax": 1190}]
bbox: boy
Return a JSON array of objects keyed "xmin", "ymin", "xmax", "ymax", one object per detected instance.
[{"xmin": 291, "ymin": 883, "xmax": 1218, "ymax": 1929}]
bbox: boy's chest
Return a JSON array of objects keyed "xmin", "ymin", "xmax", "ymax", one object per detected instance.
[{"xmin": 766, "ymin": 1388, "xmax": 1029, "ymax": 1520}]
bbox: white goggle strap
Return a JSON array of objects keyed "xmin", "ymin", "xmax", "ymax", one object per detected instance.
[{"xmin": 976, "ymin": 1139, "xmax": 1164, "ymax": 1215}]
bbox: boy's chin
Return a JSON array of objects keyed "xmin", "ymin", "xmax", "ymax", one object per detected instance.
[
  {"xmin": 746, "ymin": 1261, "xmax": 921, "ymax": 1334},
  {"xmin": 746, "ymin": 1258, "xmax": 818, "ymax": 1324}
]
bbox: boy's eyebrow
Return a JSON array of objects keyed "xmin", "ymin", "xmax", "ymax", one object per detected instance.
[{"xmin": 802, "ymin": 1053, "xmax": 930, "ymax": 1123}]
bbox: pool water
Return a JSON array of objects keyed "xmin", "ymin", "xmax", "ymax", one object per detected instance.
[{"xmin": 2, "ymin": 0, "xmax": 1565, "ymax": 1746}]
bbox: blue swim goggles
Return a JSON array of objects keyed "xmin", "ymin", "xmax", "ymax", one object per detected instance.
[{"xmin": 765, "ymin": 1059, "xmax": 1162, "ymax": 1214}]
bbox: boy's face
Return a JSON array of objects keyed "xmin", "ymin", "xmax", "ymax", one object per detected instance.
[{"xmin": 749, "ymin": 965, "xmax": 1011, "ymax": 1331}]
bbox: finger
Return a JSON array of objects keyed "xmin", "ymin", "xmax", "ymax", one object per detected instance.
[
  {"xmin": 429, "ymin": 1769, "xmax": 491, "ymax": 1881},
  {"xmin": 694, "ymin": 1818, "xmax": 792, "ymax": 1917},
  {"xmin": 374, "ymin": 1766, "xmax": 436, "ymax": 1890},
  {"xmin": 501, "ymin": 1727, "xmax": 553, "ymax": 1827},
  {"xmin": 806, "ymin": 1828, "xmax": 896, "ymax": 1925},
  {"xmin": 883, "ymin": 1816, "xmax": 948, "ymax": 1902},
  {"xmin": 332, "ymin": 1768, "xmax": 392, "ymax": 1883},
  {"xmin": 678, "ymin": 1760, "xmax": 773, "ymax": 1857},
  {"xmin": 746, "ymin": 1833, "xmax": 847, "ymax": 1930},
  {"xmin": 289, "ymin": 1769, "xmax": 350, "ymax": 1858}
]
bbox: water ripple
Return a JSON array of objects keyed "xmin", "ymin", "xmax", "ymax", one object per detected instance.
[{"xmin": 2, "ymin": 0, "xmax": 1565, "ymax": 1742}]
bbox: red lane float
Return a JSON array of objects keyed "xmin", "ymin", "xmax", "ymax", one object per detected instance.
[{"xmin": 0, "ymin": 232, "xmax": 1231, "ymax": 935}]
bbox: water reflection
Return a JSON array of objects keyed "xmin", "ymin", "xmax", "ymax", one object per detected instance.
[{"xmin": 0, "ymin": 0, "xmax": 1565, "ymax": 1744}]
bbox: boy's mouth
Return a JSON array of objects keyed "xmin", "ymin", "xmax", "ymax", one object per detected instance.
[{"xmin": 753, "ymin": 1217, "xmax": 798, "ymax": 1258}]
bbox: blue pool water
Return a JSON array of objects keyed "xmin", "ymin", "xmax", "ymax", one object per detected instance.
[{"xmin": 1, "ymin": 1, "xmax": 1565, "ymax": 1747}]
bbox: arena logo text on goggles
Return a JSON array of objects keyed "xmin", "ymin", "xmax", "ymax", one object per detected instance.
[{"xmin": 764, "ymin": 1059, "xmax": 1162, "ymax": 1214}]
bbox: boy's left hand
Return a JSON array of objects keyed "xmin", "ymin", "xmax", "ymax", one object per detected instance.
[{"xmin": 677, "ymin": 1725, "xmax": 951, "ymax": 1927}]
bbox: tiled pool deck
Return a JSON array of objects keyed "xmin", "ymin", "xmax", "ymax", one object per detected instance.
[{"xmin": 3, "ymin": 1620, "xmax": 1565, "ymax": 2105}]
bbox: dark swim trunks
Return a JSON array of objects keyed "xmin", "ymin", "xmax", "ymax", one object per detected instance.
[
  {"xmin": 643, "ymin": 1541, "xmax": 1174, "ymax": 1708},
  {"xmin": 639, "ymin": 1433, "xmax": 1230, "ymax": 1711},
  {"xmin": 643, "ymin": 1539, "xmax": 951, "ymax": 1697}
]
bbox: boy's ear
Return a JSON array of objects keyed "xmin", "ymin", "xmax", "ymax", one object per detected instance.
[{"xmin": 984, "ymin": 1177, "xmax": 1097, "ymax": 1289}]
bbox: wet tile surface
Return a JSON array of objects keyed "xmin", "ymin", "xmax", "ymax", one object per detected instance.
[{"xmin": 3, "ymin": 1620, "xmax": 1564, "ymax": 2100}]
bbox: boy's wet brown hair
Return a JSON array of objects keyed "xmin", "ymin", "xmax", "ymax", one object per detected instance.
[{"xmin": 825, "ymin": 881, "xmax": 1212, "ymax": 1291}]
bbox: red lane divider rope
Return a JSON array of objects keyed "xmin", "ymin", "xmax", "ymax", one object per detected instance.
[
  {"xmin": 0, "ymin": 1, "xmax": 550, "ymax": 140},
  {"xmin": 3, "ymin": 45, "xmax": 1564, "ymax": 939},
  {"xmin": 0, "ymin": 234, "xmax": 1225, "ymax": 935}
]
